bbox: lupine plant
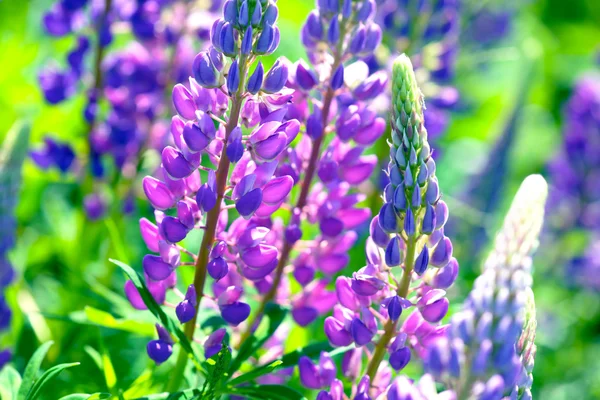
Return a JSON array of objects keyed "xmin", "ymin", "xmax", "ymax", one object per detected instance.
[
  {"xmin": 0, "ymin": 122, "xmax": 29, "ymax": 369},
  {"xmin": 545, "ymin": 73, "xmax": 600, "ymax": 290},
  {"xmin": 425, "ymin": 174, "xmax": 547, "ymax": 399},
  {"xmin": 283, "ymin": 54, "xmax": 548, "ymax": 399},
  {"xmin": 307, "ymin": 54, "xmax": 456, "ymax": 396},
  {"xmin": 374, "ymin": 0, "xmax": 460, "ymax": 140},
  {"xmin": 0, "ymin": 0, "xmax": 562, "ymax": 398},
  {"xmin": 126, "ymin": 0, "xmax": 389, "ymax": 391}
]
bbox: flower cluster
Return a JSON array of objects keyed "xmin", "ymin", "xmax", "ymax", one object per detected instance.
[
  {"xmin": 128, "ymin": 0, "xmax": 293, "ymax": 367},
  {"xmin": 547, "ymin": 74, "xmax": 600, "ymax": 233},
  {"xmin": 546, "ymin": 74, "xmax": 600, "ymax": 290},
  {"xmin": 462, "ymin": 0, "xmax": 522, "ymax": 49},
  {"xmin": 234, "ymin": 0, "xmax": 387, "ymax": 341},
  {"xmin": 302, "ymin": 54, "xmax": 458, "ymax": 397},
  {"xmin": 0, "ymin": 123, "xmax": 29, "ymax": 369},
  {"xmin": 374, "ymin": 0, "xmax": 461, "ymax": 139},
  {"xmin": 126, "ymin": 0, "xmax": 393, "ymax": 391},
  {"xmin": 36, "ymin": 0, "xmax": 220, "ymax": 219},
  {"xmin": 425, "ymin": 174, "xmax": 547, "ymax": 399}
]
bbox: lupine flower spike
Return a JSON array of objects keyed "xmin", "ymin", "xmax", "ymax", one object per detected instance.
[
  {"xmin": 311, "ymin": 54, "xmax": 458, "ymax": 398},
  {"xmin": 426, "ymin": 174, "xmax": 547, "ymax": 399},
  {"xmin": 0, "ymin": 122, "xmax": 30, "ymax": 369},
  {"xmin": 130, "ymin": 0, "xmax": 296, "ymax": 391},
  {"xmin": 237, "ymin": 0, "xmax": 386, "ymax": 344}
]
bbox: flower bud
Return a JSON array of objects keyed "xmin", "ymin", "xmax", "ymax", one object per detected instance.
[
  {"xmin": 192, "ymin": 52, "xmax": 219, "ymax": 89},
  {"xmin": 147, "ymin": 339, "xmax": 172, "ymax": 364},
  {"xmin": 143, "ymin": 255, "xmax": 174, "ymax": 281},
  {"xmin": 247, "ymin": 62, "xmax": 264, "ymax": 94},
  {"xmin": 262, "ymin": 59, "xmax": 288, "ymax": 93},
  {"xmin": 227, "ymin": 59, "xmax": 240, "ymax": 95},
  {"xmin": 172, "ymin": 84, "xmax": 196, "ymax": 120},
  {"xmin": 143, "ymin": 177, "xmax": 175, "ymax": 211},
  {"xmin": 331, "ymin": 64, "xmax": 344, "ymax": 90},
  {"xmin": 385, "ymin": 236, "xmax": 402, "ymax": 267},
  {"xmin": 296, "ymin": 60, "xmax": 318, "ymax": 90}
]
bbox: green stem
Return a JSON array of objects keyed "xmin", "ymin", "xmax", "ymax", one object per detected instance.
[
  {"xmin": 166, "ymin": 58, "xmax": 249, "ymax": 392},
  {"xmin": 365, "ymin": 235, "xmax": 417, "ymax": 381}
]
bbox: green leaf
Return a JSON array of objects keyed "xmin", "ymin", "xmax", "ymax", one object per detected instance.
[
  {"xmin": 17, "ymin": 341, "xmax": 54, "ymax": 400},
  {"xmin": 0, "ymin": 366, "xmax": 22, "ymax": 400},
  {"xmin": 228, "ymin": 360, "xmax": 283, "ymax": 387},
  {"xmin": 200, "ymin": 343, "xmax": 231, "ymax": 399},
  {"xmin": 25, "ymin": 362, "xmax": 80, "ymax": 400},
  {"xmin": 109, "ymin": 259, "xmax": 202, "ymax": 370},
  {"xmin": 84, "ymin": 306, "xmax": 156, "ymax": 336},
  {"xmin": 130, "ymin": 388, "xmax": 202, "ymax": 400},
  {"xmin": 227, "ymin": 385, "xmax": 306, "ymax": 400},
  {"xmin": 229, "ymin": 303, "xmax": 288, "ymax": 375},
  {"xmin": 58, "ymin": 393, "xmax": 111, "ymax": 400}
]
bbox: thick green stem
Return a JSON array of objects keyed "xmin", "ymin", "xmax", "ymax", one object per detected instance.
[
  {"xmin": 365, "ymin": 236, "xmax": 417, "ymax": 381},
  {"xmin": 166, "ymin": 59, "xmax": 248, "ymax": 392}
]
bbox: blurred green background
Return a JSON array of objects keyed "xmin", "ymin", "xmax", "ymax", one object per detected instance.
[{"xmin": 1, "ymin": 0, "xmax": 600, "ymax": 398}]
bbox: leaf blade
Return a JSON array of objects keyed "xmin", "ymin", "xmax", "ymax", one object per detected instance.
[
  {"xmin": 109, "ymin": 259, "xmax": 203, "ymax": 372},
  {"xmin": 17, "ymin": 341, "xmax": 54, "ymax": 400},
  {"xmin": 26, "ymin": 362, "xmax": 80, "ymax": 400}
]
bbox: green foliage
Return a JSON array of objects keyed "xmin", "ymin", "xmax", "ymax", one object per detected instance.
[
  {"xmin": 3, "ymin": 0, "xmax": 600, "ymax": 398},
  {"xmin": 109, "ymin": 259, "xmax": 203, "ymax": 371}
]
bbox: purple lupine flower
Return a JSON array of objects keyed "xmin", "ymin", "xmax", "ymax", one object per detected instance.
[
  {"xmin": 547, "ymin": 75, "xmax": 600, "ymax": 233},
  {"xmin": 317, "ymin": 55, "xmax": 458, "ymax": 392},
  {"xmin": 38, "ymin": 0, "xmax": 221, "ymax": 219},
  {"xmin": 316, "ymin": 373, "xmax": 454, "ymax": 400},
  {"xmin": 0, "ymin": 122, "xmax": 29, "ymax": 369},
  {"xmin": 298, "ymin": 352, "xmax": 337, "ymax": 390},
  {"xmin": 425, "ymin": 175, "xmax": 547, "ymax": 399},
  {"xmin": 374, "ymin": 0, "xmax": 461, "ymax": 141},
  {"xmin": 567, "ymin": 238, "xmax": 600, "ymax": 290},
  {"xmin": 147, "ymin": 324, "xmax": 173, "ymax": 364},
  {"xmin": 130, "ymin": 1, "xmax": 298, "ymax": 373},
  {"xmin": 29, "ymin": 136, "xmax": 76, "ymax": 173},
  {"xmin": 239, "ymin": 0, "xmax": 386, "ymax": 345},
  {"xmin": 546, "ymin": 74, "xmax": 600, "ymax": 291}
]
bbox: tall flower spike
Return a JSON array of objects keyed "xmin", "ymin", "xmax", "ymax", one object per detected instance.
[
  {"xmin": 131, "ymin": 1, "xmax": 296, "ymax": 392},
  {"xmin": 317, "ymin": 54, "xmax": 458, "ymax": 398},
  {"xmin": 548, "ymin": 75, "xmax": 600, "ymax": 232},
  {"xmin": 425, "ymin": 175, "xmax": 547, "ymax": 399},
  {"xmin": 0, "ymin": 122, "xmax": 30, "ymax": 368},
  {"xmin": 239, "ymin": 0, "xmax": 386, "ymax": 348},
  {"xmin": 375, "ymin": 0, "xmax": 460, "ymax": 141}
]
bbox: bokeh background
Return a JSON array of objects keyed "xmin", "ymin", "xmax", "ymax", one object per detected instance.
[{"xmin": 1, "ymin": 0, "xmax": 599, "ymax": 398}]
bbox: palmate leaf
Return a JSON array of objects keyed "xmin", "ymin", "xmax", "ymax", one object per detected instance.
[
  {"xmin": 228, "ymin": 303, "xmax": 288, "ymax": 376},
  {"xmin": 109, "ymin": 259, "xmax": 204, "ymax": 372},
  {"xmin": 199, "ymin": 342, "xmax": 232, "ymax": 399}
]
